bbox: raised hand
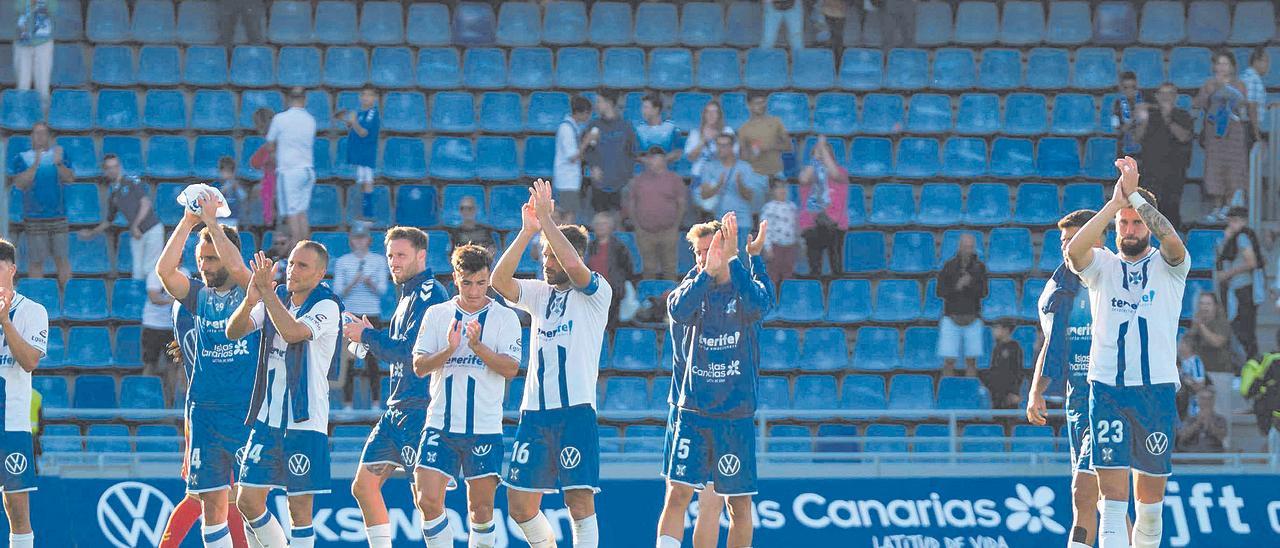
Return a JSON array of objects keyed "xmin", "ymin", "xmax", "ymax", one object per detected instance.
[
  {"xmin": 520, "ymin": 195, "xmax": 541, "ymax": 234},
  {"xmin": 52, "ymin": 146, "xmax": 63, "ymax": 165},
  {"xmin": 249, "ymin": 251, "xmax": 276, "ymax": 294},
  {"xmin": 1117, "ymin": 156, "xmax": 1140, "ymax": 196},
  {"xmin": 705, "ymin": 230, "xmax": 727, "ymax": 278},
  {"xmin": 464, "ymin": 319, "xmax": 483, "ymax": 349},
  {"xmin": 0, "ymin": 286, "xmax": 11, "ymax": 319},
  {"xmin": 446, "ymin": 319, "xmax": 463, "ymax": 350},
  {"xmin": 195, "ymin": 191, "xmax": 221, "ymax": 226},
  {"xmin": 720, "ymin": 212, "xmax": 739, "ymax": 257},
  {"xmin": 745, "ymin": 219, "xmax": 768, "ymax": 256},
  {"xmin": 1110, "ymin": 164, "xmax": 1131, "ymax": 209},
  {"xmin": 530, "ymin": 179, "xmax": 556, "ymax": 220}
]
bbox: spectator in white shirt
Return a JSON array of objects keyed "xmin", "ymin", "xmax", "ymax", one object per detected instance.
[
  {"xmin": 144, "ymin": 268, "xmax": 183, "ymax": 405},
  {"xmin": 554, "ymin": 95, "xmax": 594, "ymax": 224},
  {"xmin": 265, "ymin": 87, "xmax": 317, "ymax": 247},
  {"xmin": 1240, "ymin": 46, "xmax": 1270, "ymax": 150},
  {"xmin": 759, "ymin": 181, "xmax": 797, "ymax": 288},
  {"xmin": 332, "ymin": 222, "xmax": 389, "ymax": 405}
]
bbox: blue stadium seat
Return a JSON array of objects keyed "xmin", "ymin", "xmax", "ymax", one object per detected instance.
[
  {"xmin": 1123, "ymin": 47, "xmax": 1166, "ymax": 88},
  {"xmin": 238, "ymin": 90, "xmax": 282, "ymax": 129},
  {"xmin": 938, "ymin": 230, "xmax": 986, "ymax": 265},
  {"xmin": 468, "ymin": 92, "xmax": 518, "ymax": 134},
  {"xmin": 1000, "ymin": 1, "xmax": 1045, "ymax": 45},
  {"xmin": 590, "ymin": 2, "xmax": 633, "ymax": 45},
  {"xmin": 977, "ymin": 48, "xmax": 1021, "ymax": 90},
  {"xmin": 906, "ymin": 94, "xmax": 951, "ymax": 134},
  {"xmin": 48, "ymin": 90, "xmax": 90, "ymax": 131},
  {"xmin": 556, "ymin": 48, "xmax": 601, "ymax": 89},
  {"xmin": 431, "ymin": 138, "xmax": 477, "ymax": 180},
  {"xmin": 601, "ymin": 47, "xmax": 645, "ymax": 89},
  {"xmin": 1012, "ymin": 425, "xmax": 1056, "ymax": 453},
  {"xmin": 63, "ymin": 182, "xmax": 101, "ymax": 224},
  {"xmin": 143, "ymin": 90, "xmax": 186, "ymax": 130},
  {"xmin": 791, "ymin": 375, "xmax": 837, "ymax": 412},
  {"xmin": 324, "ymin": 47, "xmax": 369, "ymax": 88},
  {"xmin": 903, "ymin": 326, "xmax": 941, "ymax": 371},
  {"xmin": 42, "ymin": 424, "xmax": 82, "ymax": 452},
  {"xmin": 1074, "ymin": 48, "xmax": 1118, "ymax": 90},
  {"xmin": 416, "ymin": 48, "xmax": 462, "ymax": 89},
  {"xmin": 96, "ymin": 89, "xmax": 140, "ymax": 131},
  {"xmin": 1004, "ymin": 93, "xmax": 1047, "ymax": 135},
  {"xmin": 602, "ymin": 378, "xmax": 649, "ymax": 411},
  {"xmin": 720, "ymin": 0, "xmax": 761, "ymax": 46},
  {"xmin": 381, "ymin": 91, "xmax": 427, "ymax": 133},
  {"xmin": 275, "ymin": 47, "xmax": 321, "ymax": 87},
  {"xmin": 51, "ymin": 43, "xmax": 87, "ymax": 87},
  {"xmin": 938, "ymin": 377, "xmax": 991, "ymax": 410},
  {"xmin": 268, "ymin": 1, "xmax": 312, "ymax": 44},
  {"xmin": 889, "ymin": 232, "xmax": 936, "ymax": 274},
  {"xmin": 230, "ymin": 46, "xmax": 275, "ymax": 87},
  {"xmin": 110, "ymin": 278, "xmax": 146, "ymax": 321},
  {"xmin": 37, "ymin": 326, "xmax": 64, "ymax": 367},
  {"xmin": 1182, "ymin": 278, "xmax": 1215, "ymax": 319},
  {"xmin": 849, "ymin": 137, "xmax": 892, "ymax": 178},
  {"xmin": 522, "ymin": 136, "xmax": 555, "ymax": 178},
  {"xmin": 650, "ymin": 48, "xmax": 694, "ymax": 90},
  {"xmin": 509, "ymin": 47, "xmax": 554, "ymax": 89},
  {"xmin": 192, "ymin": 137, "xmax": 235, "ymax": 180},
  {"xmin": 121, "ymin": 375, "xmax": 165, "ymax": 413},
  {"xmin": 624, "ymin": 425, "xmax": 665, "ymax": 454},
  {"xmin": 1084, "ymin": 137, "xmax": 1120, "ymax": 179},
  {"xmin": 792, "ymin": 48, "xmax": 835, "ymax": 91},
  {"xmin": 863, "ymin": 424, "xmax": 907, "ymax": 453},
  {"xmin": 635, "ymin": 2, "xmax": 678, "ymax": 46},
  {"xmin": 463, "ymin": 48, "xmax": 507, "ymax": 89},
  {"xmin": 845, "ymin": 185, "xmax": 868, "ymax": 227},
  {"xmin": 955, "ymin": 93, "xmax": 999, "ymax": 134},
  {"xmin": 183, "ymin": 46, "xmax": 227, "ymax": 86},
  {"xmin": 453, "ymin": 2, "xmax": 496, "ymax": 46},
  {"xmin": 826, "ymin": 280, "xmax": 871, "ymax": 323},
  {"xmin": 1037, "ymin": 137, "xmax": 1081, "ymax": 178},
  {"xmin": 314, "ymin": 1, "xmax": 357, "ymax": 44},
  {"xmin": 67, "ymin": 327, "xmax": 113, "ymax": 368},
  {"xmin": 1230, "ymin": 2, "xmax": 1275, "ymax": 44},
  {"xmin": 91, "ymin": 45, "xmax": 135, "ymax": 86},
  {"xmin": 841, "ymin": 375, "xmax": 886, "ymax": 409},
  {"xmin": 916, "ymin": 185, "xmax": 961, "ymax": 227},
  {"xmin": 869, "ymin": 183, "xmax": 914, "ymax": 225},
  {"xmin": 873, "ymin": 280, "xmax": 922, "ymax": 323},
  {"xmin": 86, "ymin": 424, "xmax": 131, "ymax": 453},
  {"xmin": 884, "ymin": 49, "xmax": 928, "ymax": 90},
  {"xmin": 910, "ymin": 424, "xmax": 952, "ymax": 453},
  {"xmin": 844, "ymin": 232, "xmax": 886, "ymax": 273},
  {"xmin": 87, "ymin": 0, "xmax": 128, "ymax": 42},
  {"xmin": 136, "ymin": 425, "xmax": 181, "ymax": 453},
  {"xmin": 1063, "ymin": 182, "xmax": 1104, "ymax": 212},
  {"xmin": 894, "ymin": 137, "xmax": 940, "ymax": 178},
  {"xmin": 964, "ymin": 183, "xmax": 1012, "ymax": 225},
  {"xmin": 598, "ymin": 425, "xmax": 622, "ymax": 453},
  {"xmin": 987, "ymin": 228, "xmax": 1034, "ymax": 274},
  {"xmin": 813, "ymin": 93, "xmax": 856, "ymax": 135},
  {"xmin": 839, "ymin": 49, "xmax": 883, "ymax": 90},
  {"xmin": 361, "ymin": 1, "xmax": 404, "ymax": 45},
  {"xmin": 524, "ymin": 92, "xmax": 569, "ymax": 133},
  {"xmin": 669, "ymin": 92, "xmax": 710, "ymax": 133},
  {"xmin": 816, "ymin": 424, "xmax": 857, "ymax": 454},
  {"xmin": 332, "ymin": 425, "xmax": 372, "ymax": 452},
  {"xmin": 431, "ymin": 92, "xmax": 475, "ymax": 133},
  {"xmin": 1140, "ymin": 1, "xmax": 1186, "ymax": 45},
  {"xmin": 768, "ymin": 92, "xmax": 808, "ymax": 132},
  {"xmin": 174, "ymin": 0, "xmax": 218, "ymax": 44},
  {"xmin": 541, "ymin": 1, "xmax": 587, "ymax": 45},
  {"xmin": 860, "ymin": 94, "xmax": 904, "ymax": 135},
  {"xmin": 307, "ymin": 184, "xmax": 341, "ymax": 228},
  {"xmin": 1013, "ymin": 183, "xmax": 1061, "ymax": 225},
  {"xmin": 931, "ymin": 48, "xmax": 976, "ymax": 90},
  {"xmin": 405, "ymin": 3, "xmax": 450, "ymax": 46},
  {"xmin": 1187, "ymin": 1, "xmax": 1229, "ymax": 44},
  {"xmin": 33, "ymin": 376, "xmax": 69, "ymax": 409},
  {"xmin": 681, "ymin": 2, "xmax": 724, "ymax": 46},
  {"xmin": 342, "ymin": 185, "xmax": 389, "ymax": 229},
  {"xmin": 1051, "ymin": 94, "xmax": 1097, "ymax": 135},
  {"xmin": 146, "ymin": 136, "xmax": 191, "ymax": 179},
  {"xmin": 1020, "ymin": 278, "xmax": 1048, "ymax": 320},
  {"xmin": 757, "ymin": 376, "xmax": 791, "ymax": 410},
  {"xmin": 1094, "ymin": 2, "xmax": 1137, "ymax": 44},
  {"xmin": 1039, "ymin": 229, "xmax": 1064, "ymax": 271},
  {"xmin": 476, "ymin": 137, "xmax": 518, "ymax": 180},
  {"xmin": 981, "ymin": 279, "xmax": 1020, "ymax": 320},
  {"xmin": 912, "ymin": 0, "xmax": 953, "ymax": 45},
  {"xmin": 1186, "ymin": 229, "xmax": 1223, "ymax": 271},
  {"xmin": 758, "ymin": 328, "xmax": 799, "ymax": 372},
  {"xmin": 612, "ymin": 328, "xmax": 658, "ymax": 372},
  {"xmin": 776, "ymin": 280, "xmax": 824, "ymax": 323},
  {"xmin": 961, "ymin": 424, "xmax": 1006, "ymax": 453},
  {"xmin": 942, "ymin": 137, "xmax": 987, "ymax": 178},
  {"xmin": 381, "ymin": 138, "xmax": 427, "ymax": 180},
  {"xmin": 440, "ymin": 185, "xmax": 486, "ymax": 227},
  {"xmin": 955, "ymin": 1, "xmax": 998, "ymax": 45},
  {"xmin": 48, "ymin": 0, "xmax": 84, "ymax": 41},
  {"xmin": 136, "ymin": 45, "xmax": 180, "ymax": 85},
  {"xmin": 17, "ymin": 279, "xmax": 60, "ymax": 321},
  {"xmin": 63, "ymin": 279, "xmax": 107, "ymax": 321},
  {"xmin": 1170, "ymin": 47, "xmax": 1212, "ymax": 89},
  {"xmin": 888, "ymin": 375, "xmax": 934, "ymax": 410},
  {"xmin": 1025, "ymin": 48, "xmax": 1069, "ymax": 89}
]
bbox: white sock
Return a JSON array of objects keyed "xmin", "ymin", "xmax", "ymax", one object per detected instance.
[
  {"xmin": 516, "ymin": 512, "xmax": 558, "ymax": 548},
  {"xmin": 244, "ymin": 523, "xmax": 264, "ymax": 548},
  {"xmin": 1098, "ymin": 498, "xmax": 1130, "ymax": 548},
  {"xmin": 1069, "ymin": 543, "xmax": 1091, "ymax": 548},
  {"xmin": 657, "ymin": 535, "xmax": 681, "ymax": 548},
  {"xmin": 9, "ymin": 533, "xmax": 33, "ymax": 548},
  {"xmin": 422, "ymin": 512, "xmax": 452, "ymax": 548},
  {"xmin": 1133, "ymin": 501, "xmax": 1163, "ymax": 548},
  {"xmin": 291, "ymin": 525, "xmax": 315, "ymax": 548},
  {"xmin": 366, "ymin": 523, "xmax": 393, "ymax": 548},
  {"xmin": 469, "ymin": 519, "xmax": 496, "ymax": 548},
  {"xmin": 571, "ymin": 514, "xmax": 599, "ymax": 548},
  {"xmin": 202, "ymin": 522, "xmax": 233, "ymax": 548},
  {"xmin": 246, "ymin": 510, "xmax": 289, "ymax": 548}
]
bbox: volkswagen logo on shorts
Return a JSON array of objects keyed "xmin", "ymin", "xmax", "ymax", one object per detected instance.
[
  {"xmin": 1145, "ymin": 432, "xmax": 1169, "ymax": 455},
  {"xmin": 401, "ymin": 446, "xmax": 418, "ymax": 466},
  {"xmin": 559, "ymin": 446, "xmax": 582, "ymax": 469},
  {"xmin": 718, "ymin": 454, "xmax": 741, "ymax": 477},
  {"xmin": 97, "ymin": 481, "xmax": 175, "ymax": 548},
  {"xmin": 234, "ymin": 446, "xmax": 247, "ymax": 466},
  {"xmin": 5, "ymin": 453, "xmax": 27, "ymax": 475},
  {"xmin": 287, "ymin": 453, "xmax": 311, "ymax": 476},
  {"xmin": 472, "ymin": 444, "xmax": 493, "ymax": 457}
]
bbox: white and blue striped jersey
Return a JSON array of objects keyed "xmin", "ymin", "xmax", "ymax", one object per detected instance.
[
  {"xmin": 0, "ymin": 293, "xmax": 47, "ymax": 432},
  {"xmin": 413, "ymin": 298, "xmax": 522, "ymax": 435},
  {"xmin": 1075, "ymin": 247, "xmax": 1189, "ymax": 388},
  {"xmin": 511, "ymin": 274, "xmax": 611, "ymax": 412},
  {"xmin": 247, "ymin": 299, "xmax": 341, "ymax": 432}
]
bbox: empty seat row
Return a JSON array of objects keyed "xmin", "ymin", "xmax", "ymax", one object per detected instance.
[
  {"xmin": 34, "ymin": 374, "xmax": 167, "ymax": 411},
  {"xmin": 42, "ymin": 423, "xmax": 181, "ymax": 453},
  {"xmin": 25, "ymin": 326, "xmax": 152, "ymax": 369},
  {"xmin": 863, "ymin": 182, "xmax": 1103, "ymax": 227},
  {"xmin": 17, "ymin": 278, "xmax": 147, "ymax": 322}
]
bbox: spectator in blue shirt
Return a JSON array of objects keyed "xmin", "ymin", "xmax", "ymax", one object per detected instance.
[
  {"xmin": 697, "ymin": 134, "xmax": 767, "ymax": 258},
  {"xmin": 634, "ymin": 93, "xmax": 681, "ymax": 165},
  {"xmin": 582, "ymin": 90, "xmax": 638, "ymax": 215},
  {"xmin": 8, "ymin": 121, "xmax": 74, "ymax": 286},
  {"xmin": 344, "ymin": 87, "xmax": 381, "ymax": 221}
]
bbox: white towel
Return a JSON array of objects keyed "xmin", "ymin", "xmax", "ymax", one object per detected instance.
[{"xmin": 177, "ymin": 183, "xmax": 232, "ymax": 218}]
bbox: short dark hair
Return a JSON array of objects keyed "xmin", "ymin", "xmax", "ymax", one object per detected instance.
[
  {"xmin": 1057, "ymin": 209, "xmax": 1098, "ymax": 230},
  {"xmin": 1120, "ymin": 71, "xmax": 1138, "ymax": 82},
  {"xmin": 0, "ymin": 238, "xmax": 15, "ymax": 264},
  {"xmin": 385, "ymin": 226, "xmax": 429, "ymax": 251},
  {"xmin": 295, "ymin": 240, "xmax": 329, "ymax": 270},
  {"xmin": 102, "ymin": 153, "xmax": 119, "ymax": 165},
  {"xmin": 558, "ymin": 224, "xmax": 590, "ymax": 257},
  {"xmin": 451, "ymin": 244, "xmax": 493, "ymax": 275},
  {"xmin": 217, "ymin": 156, "xmax": 236, "ymax": 172},
  {"xmin": 747, "ymin": 91, "xmax": 769, "ymax": 102},
  {"xmin": 570, "ymin": 95, "xmax": 593, "ymax": 114},
  {"xmin": 287, "ymin": 86, "xmax": 306, "ymax": 103},
  {"xmin": 1250, "ymin": 46, "xmax": 1269, "ymax": 66},
  {"xmin": 685, "ymin": 220, "xmax": 723, "ymax": 246},
  {"xmin": 594, "ymin": 90, "xmax": 620, "ymax": 105},
  {"xmin": 1214, "ymin": 49, "xmax": 1237, "ymax": 69},
  {"xmin": 198, "ymin": 225, "xmax": 242, "ymax": 250},
  {"xmin": 642, "ymin": 92, "xmax": 663, "ymax": 111}
]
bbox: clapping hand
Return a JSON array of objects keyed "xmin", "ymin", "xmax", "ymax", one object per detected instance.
[
  {"xmin": 342, "ymin": 312, "xmax": 373, "ymax": 343},
  {"xmin": 248, "ymin": 251, "xmax": 277, "ymax": 296},
  {"xmin": 464, "ymin": 319, "xmax": 483, "ymax": 350},
  {"xmin": 720, "ymin": 212, "xmax": 739, "ymax": 258},
  {"xmin": 530, "ymin": 179, "xmax": 556, "ymax": 221},
  {"xmin": 704, "ymin": 230, "xmax": 727, "ymax": 279},
  {"xmin": 445, "ymin": 320, "xmax": 463, "ymax": 350},
  {"xmin": 745, "ymin": 220, "xmax": 768, "ymax": 256},
  {"xmin": 1116, "ymin": 156, "xmax": 1140, "ymax": 197}
]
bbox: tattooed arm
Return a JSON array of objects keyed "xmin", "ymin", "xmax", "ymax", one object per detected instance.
[{"xmin": 1116, "ymin": 156, "xmax": 1187, "ymax": 266}]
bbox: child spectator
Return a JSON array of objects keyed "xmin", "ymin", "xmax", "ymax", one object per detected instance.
[
  {"xmin": 982, "ymin": 322, "xmax": 1024, "ymax": 409},
  {"xmin": 344, "ymin": 87, "xmax": 380, "ymax": 221},
  {"xmin": 760, "ymin": 181, "xmax": 798, "ymax": 288}
]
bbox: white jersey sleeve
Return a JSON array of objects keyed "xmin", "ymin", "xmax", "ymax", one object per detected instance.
[
  {"xmin": 1075, "ymin": 247, "xmax": 1119, "ymax": 290},
  {"xmin": 512, "ymin": 277, "xmax": 552, "ymax": 314},
  {"xmin": 491, "ymin": 305, "xmax": 523, "ymax": 362},
  {"xmin": 412, "ymin": 303, "xmax": 449, "ymax": 356},
  {"xmin": 298, "ymin": 299, "xmax": 340, "ymax": 341},
  {"xmin": 1158, "ymin": 249, "xmax": 1191, "ymax": 281},
  {"xmin": 1, "ymin": 295, "xmax": 48, "ymax": 432},
  {"xmin": 13, "ymin": 299, "xmax": 49, "ymax": 356}
]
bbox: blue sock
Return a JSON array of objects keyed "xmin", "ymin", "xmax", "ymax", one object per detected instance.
[{"xmin": 362, "ymin": 190, "xmax": 374, "ymax": 218}]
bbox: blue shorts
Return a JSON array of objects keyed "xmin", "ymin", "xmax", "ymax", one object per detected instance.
[
  {"xmin": 416, "ymin": 427, "xmax": 504, "ymax": 491},
  {"xmin": 0, "ymin": 430, "xmax": 37, "ymax": 493},
  {"xmin": 187, "ymin": 404, "xmax": 251, "ymax": 493},
  {"xmin": 1088, "ymin": 382, "xmax": 1178, "ymax": 476},
  {"xmin": 238, "ymin": 422, "xmax": 331, "ymax": 495},
  {"xmin": 662, "ymin": 408, "xmax": 757, "ymax": 496},
  {"xmin": 360, "ymin": 407, "xmax": 427, "ymax": 475},
  {"xmin": 1065, "ymin": 390, "xmax": 1094, "ymax": 475},
  {"xmin": 503, "ymin": 405, "xmax": 600, "ymax": 494}
]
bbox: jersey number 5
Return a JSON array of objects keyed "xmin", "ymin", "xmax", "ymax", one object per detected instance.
[{"xmin": 676, "ymin": 438, "xmax": 691, "ymax": 460}]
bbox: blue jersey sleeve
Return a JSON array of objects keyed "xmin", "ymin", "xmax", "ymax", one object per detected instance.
[
  {"xmin": 729, "ymin": 255, "xmax": 774, "ymax": 319},
  {"xmin": 668, "ymin": 271, "xmax": 713, "ymax": 323},
  {"xmin": 363, "ymin": 278, "xmax": 448, "ymax": 365},
  {"xmin": 177, "ymin": 277, "xmax": 207, "ymax": 313},
  {"xmin": 1040, "ymin": 297, "xmax": 1071, "ymax": 381},
  {"xmin": 8, "ymin": 154, "xmax": 28, "ymax": 176}
]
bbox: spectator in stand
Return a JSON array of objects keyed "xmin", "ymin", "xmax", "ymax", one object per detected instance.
[
  {"xmin": 13, "ymin": 0, "xmax": 56, "ymax": 106},
  {"xmin": 1176, "ymin": 389, "xmax": 1227, "ymax": 452},
  {"xmin": 737, "ymin": 92, "xmax": 790, "ymax": 180},
  {"xmin": 215, "ymin": 156, "xmax": 261, "ymax": 230},
  {"xmin": 634, "ymin": 93, "xmax": 682, "ymax": 165},
  {"xmin": 683, "ymin": 101, "xmax": 737, "ymax": 218},
  {"xmin": 797, "ymin": 136, "xmax": 849, "ymax": 276},
  {"xmin": 1217, "ymin": 207, "xmax": 1262, "ymax": 359},
  {"xmin": 79, "ymin": 153, "xmax": 163, "ymax": 280},
  {"xmin": 582, "ymin": 91, "xmax": 637, "ymax": 215},
  {"xmin": 332, "ymin": 223, "xmax": 389, "ymax": 407},
  {"xmin": 585, "ymin": 212, "xmax": 635, "ymax": 328},
  {"xmin": 625, "ymin": 146, "xmax": 686, "ymax": 280},
  {"xmin": 937, "ymin": 234, "xmax": 988, "ymax": 378},
  {"xmin": 143, "ymin": 267, "xmax": 181, "ymax": 405},
  {"xmin": 1133, "ymin": 83, "xmax": 1194, "ymax": 231},
  {"xmin": 1184, "ymin": 292, "xmax": 1235, "ymax": 417},
  {"xmin": 760, "ymin": 181, "xmax": 798, "ymax": 288},
  {"xmin": 982, "ymin": 322, "xmax": 1025, "ymax": 409},
  {"xmin": 1239, "ymin": 47, "xmax": 1269, "ymax": 153},
  {"xmin": 219, "ymin": 0, "xmax": 264, "ymax": 47},
  {"xmin": 249, "ymin": 108, "xmax": 277, "ymax": 228},
  {"xmin": 1177, "ymin": 340, "xmax": 1209, "ymax": 420},
  {"xmin": 265, "ymin": 87, "xmax": 317, "ymax": 247},
  {"xmin": 869, "ymin": 0, "xmax": 916, "ymax": 53},
  {"xmin": 761, "ymin": 0, "xmax": 804, "ymax": 51},
  {"xmin": 1111, "ymin": 71, "xmax": 1144, "ymax": 157},
  {"xmin": 449, "ymin": 195, "xmax": 497, "ymax": 253},
  {"xmin": 343, "ymin": 87, "xmax": 380, "ymax": 221},
  {"xmin": 697, "ymin": 134, "xmax": 767, "ymax": 258},
  {"xmin": 554, "ymin": 95, "xmax": 593, "ymax": 223},
  {"xmin": 1195, "ymin": 51, "xmax": 1250, "ymax": 221},
  {"xmin": 8, "ymin": 122, "xmax": 73, "ymax": 287},
  {"xmin": 820, "ymin": 0, "xmax": 848, "ymax": 62}
]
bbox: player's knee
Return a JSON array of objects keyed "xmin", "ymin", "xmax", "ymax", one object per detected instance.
[
  {"xmin": 563, "ymin": 489, "xmax": 595, "ymax": 518},
  {"xmin": 665, "ymin": 483, "xmax": 695, "ymax": 507},
  {"xmin": 235, "ymin": 493, "xmax": 262, "ymax": 518},
  {"xmin": 1072, "ymin": 483, "xmax": 1099, "ymax": 514},
  {"xmin": 725, "ymin": 496, "xmax": 752, "ymax": 521},
  {"xmin": 416, "ymin": 489, "xmax": 445, "ymax": 518},
  {"xmin": 468, "ymin": 502, "xmax": 495, "ymax": 524}
]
